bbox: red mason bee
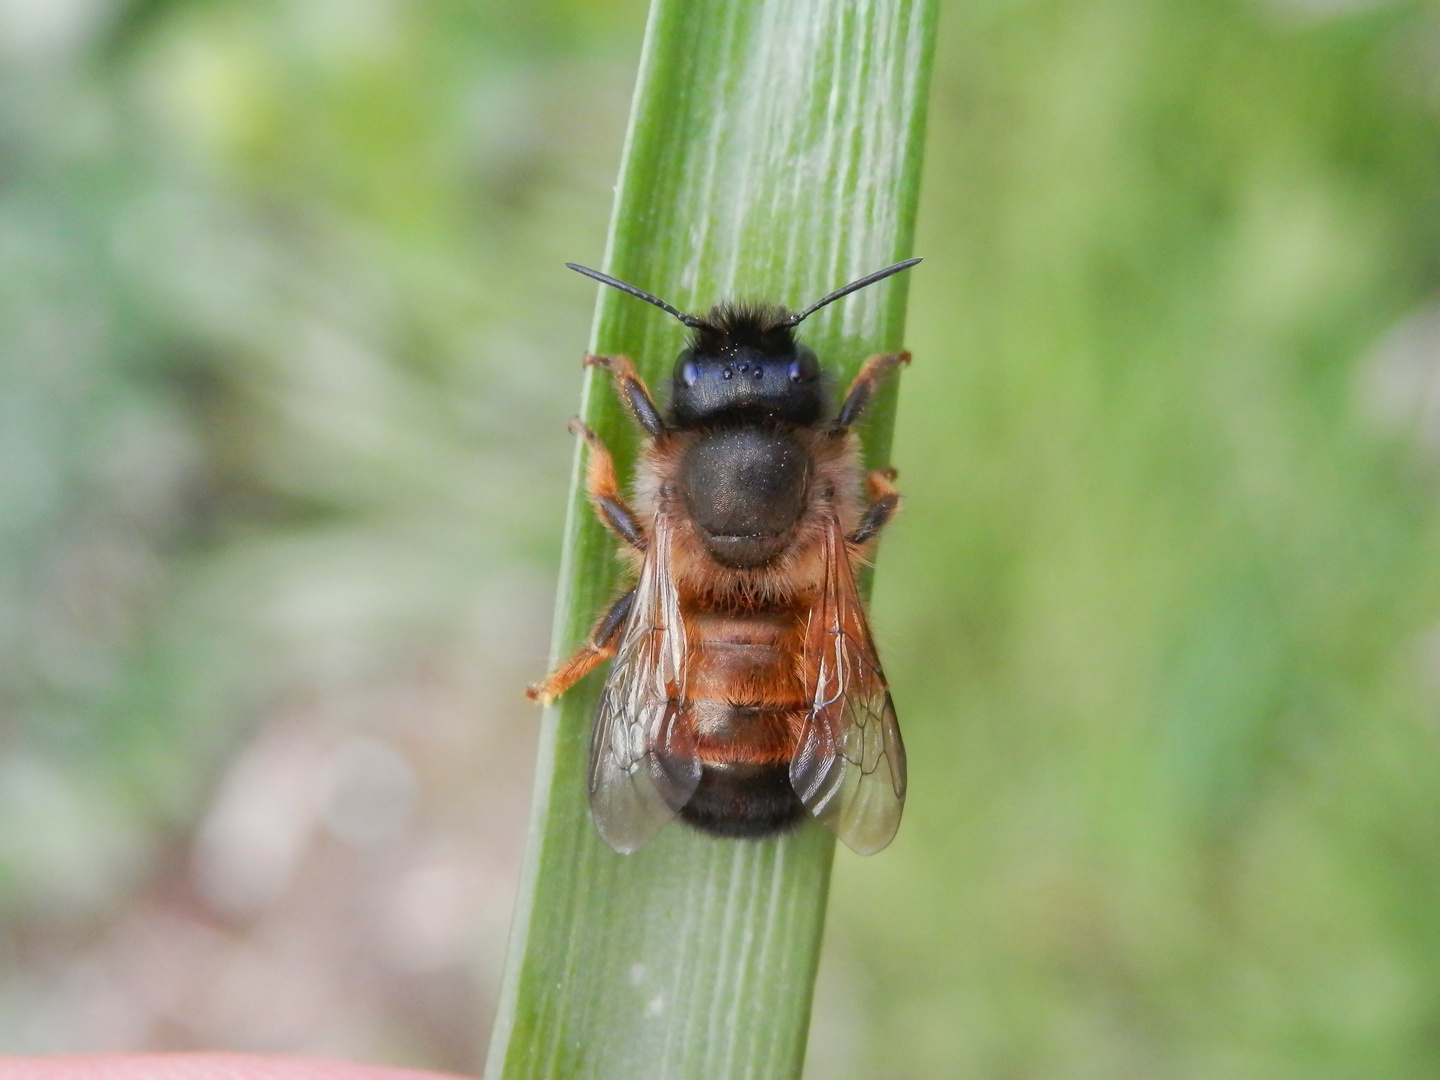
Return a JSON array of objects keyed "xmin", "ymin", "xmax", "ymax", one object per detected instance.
[{"xmin": 529, "ymin": 258, "xmax": 917, "ymax": 855}]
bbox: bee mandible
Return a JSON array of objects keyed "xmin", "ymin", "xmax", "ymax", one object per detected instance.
[{"xmin": 528, "ymin": 258, "xmax": 919, "ymax": 855}]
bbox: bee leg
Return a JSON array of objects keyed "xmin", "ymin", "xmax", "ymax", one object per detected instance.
[
  {"xmin": 848, "ymin": 467, "xmax": 901, "ymax": 545},
  {"xmin": 569, "ymin": 419, "xmax": 646, "ymax": 550},
  {"xmin": 583, "ymin": 353, "xmax": 666, "ymax": 438},
  {"xmin": 834, "ymin": 351, "xmax": 911, "ymax": 430},
  {"xmin": 526, "ymin": 587, "xmax": 636, "ymax": 704}
]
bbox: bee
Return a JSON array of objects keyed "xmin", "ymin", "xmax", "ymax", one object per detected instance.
[{"xmin": 528, "ymin": 258, "xmax": 919, "ymax": 855}]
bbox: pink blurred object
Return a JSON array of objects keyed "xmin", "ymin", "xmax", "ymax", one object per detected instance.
[{"xmin": 0, "ymin": 1054, "xmax": 467, "ymax": 1080}]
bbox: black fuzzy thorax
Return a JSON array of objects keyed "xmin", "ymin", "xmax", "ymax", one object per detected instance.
[{"xmin": 678, "ymin": 420, "xmax": 811, "ymax": 568}]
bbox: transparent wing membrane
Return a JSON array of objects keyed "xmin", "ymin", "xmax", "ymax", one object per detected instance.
[
  {"xmin": 587, "ymin": 514, "xmax": 699, "ymax": 853},
  {"xmin": 791, "ymin": 514, "xmax": 906, "ymax": 855}
]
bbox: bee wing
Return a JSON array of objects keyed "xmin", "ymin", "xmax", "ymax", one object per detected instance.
[
  {"xmin": 588, "ymin": 512, "xmax": 700, "ymax": 853},
  {"xmin": 790, "ymin": 513, "xmax": 907, "ymax": 855}
]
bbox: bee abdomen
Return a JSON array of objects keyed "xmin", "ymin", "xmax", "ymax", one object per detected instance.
[
  {"xmin": 678, "ymin": 761, "xmax": 806, "ymax": 838},
  {"xmin": 688, "ymin": 700, "xmax": 798, "ymax": 762},
  {"xmin": 681, "ymin": 699, "xmax": 806, "ymax": 838},
  {"xmin": 678, "ymin": 611, "xmax": 809, "ymax": 837}
]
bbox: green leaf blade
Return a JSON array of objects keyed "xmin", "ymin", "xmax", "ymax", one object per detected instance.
[{"xmin": 487, "ymin": 0, "xmax": 936, "ymax": 1076}]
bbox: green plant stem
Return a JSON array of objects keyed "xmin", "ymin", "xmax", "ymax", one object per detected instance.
[{"xmin": 485, "ymin": 0, "xmax": 936, "ymax": 1076}]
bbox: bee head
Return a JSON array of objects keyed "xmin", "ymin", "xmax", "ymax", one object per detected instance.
[
  {"xmin": 669, "ymin": 306, "xmax": 824, "ymax": 426},
  {"xmin": 565, "ymin": 257, "xmax": 921, "ymax": 428}
]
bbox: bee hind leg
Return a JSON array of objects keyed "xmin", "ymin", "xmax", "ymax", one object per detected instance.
[
  {"xmin": 834, "ymin": 351, "xmax": 911, "ymax": 430},
  {"xmin": 526, "ymin": 587, "xmax": 636, "ymax": 704},
  {"xmin": 569, "ymin": 419, "xmax": 646, "ymax": 550},
  {"xmin": 583, "ymin": 353, "xmax": 666, "ymax": 437},
  {"xmin": 848, "ymin": 467, "xmax": 901, "ymax": 546}
]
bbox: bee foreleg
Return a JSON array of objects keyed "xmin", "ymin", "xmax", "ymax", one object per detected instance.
[
  {"xmin": 583, "ymin": 353, "xmax": 666, "ymax": 437},
  {"xmin": 569, "ymin": 419, "xmax": 646, "ymax": 550},
  {"xmin": 526, "ymin": 587, "xmax": 636, "ymax": 704},
  {"xmin": 834, "ymin": 352, "xmax": 911, "ymax": 430},
  {"xmin": 848, "ymin": 467, "xmax": 901, "ymax": 545}
]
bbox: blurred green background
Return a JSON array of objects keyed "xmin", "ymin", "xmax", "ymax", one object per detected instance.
[{"xmin": 5, "ymin": 0, "xmax": 1440, "ymax": 1075}]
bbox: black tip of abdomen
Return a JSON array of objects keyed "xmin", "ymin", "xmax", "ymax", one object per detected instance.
[{"xmin": 678, "ymin": 762, "xmax": 806, "ymax": 839}]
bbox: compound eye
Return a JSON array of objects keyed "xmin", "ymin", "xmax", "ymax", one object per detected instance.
[
  {"xmin": 789, "ymin": 347, "xmax": 820, "ymax": 383},
  {"xmin": 676, "ymin": 350, "xmax": 700, "ymax": 387}
]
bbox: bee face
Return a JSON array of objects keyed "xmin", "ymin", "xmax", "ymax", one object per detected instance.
[{"xmin": 668, "ymin": 313, "xmax": 824, "ymax": 427}]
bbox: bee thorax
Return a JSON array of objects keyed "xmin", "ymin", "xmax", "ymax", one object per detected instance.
[{"xmin": 680, "ymin": 428, "xmax": 809, "ymax": 567}]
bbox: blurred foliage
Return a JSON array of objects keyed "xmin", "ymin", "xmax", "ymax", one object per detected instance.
[
  {"xmin": 5, "ymin": 0, "xmax": 1440, "ymax": 1075},
  {"xmin": 0, "ymin": 0, "xmax": 641, "ymax": 871}
]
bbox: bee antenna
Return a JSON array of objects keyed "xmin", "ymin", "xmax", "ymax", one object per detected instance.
[
  {"xmin": 782, "ymin": 257, "xmax": 923, "ymax": 327},
  {"xmin": 566, "ymin": 263, "xmax": 707, "ymax": 329}
]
